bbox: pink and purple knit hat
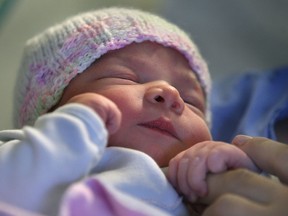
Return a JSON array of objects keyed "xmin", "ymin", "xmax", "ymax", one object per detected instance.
[{"xmin": 14, "ymin": 7, "xmax": 211, "ymax": 128}]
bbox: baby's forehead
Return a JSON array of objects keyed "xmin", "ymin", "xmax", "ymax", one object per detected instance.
[
  {"xmin": 88, "ymin": 42, "xmax": 204, "ymax": 96},
  {"xmin": 98, "ymin": 42, "xmax": 197, "ymax": 75},
  {"xmin": 107, "ymin": 42, "xmax": 189, "ymax": 64}
]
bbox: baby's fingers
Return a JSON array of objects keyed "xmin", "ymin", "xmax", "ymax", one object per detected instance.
[
  {"xmin": 177, "ymin": 159, "xmax": 194, "ymax": 200},
  {"xmin": 169, "ymin": 158, "xmax": 198, "ymax": 202},
  {"xmin": 167, "ymin": 157, "xmax": 178, "ymax": 188},
  {"xmin": 169, "ymin": 157, "xmax": 208, "ymax": 202},
  {"xmin": 186, "ymin": 156, "xmax": 208, "ymax": 199}
]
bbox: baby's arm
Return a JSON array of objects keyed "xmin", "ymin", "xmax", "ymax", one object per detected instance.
[
  {"xmin": 168, "ymin": 141, "xmax": 260, "ymax": 202},
  {"xmin": 0, "ymin": 93, "xmax": 121, "ymax": 214}
]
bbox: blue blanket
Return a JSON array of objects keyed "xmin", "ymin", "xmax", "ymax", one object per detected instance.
[{"xmin": 211, "ymin": 67, "xmax": 288, "ymax": 142}]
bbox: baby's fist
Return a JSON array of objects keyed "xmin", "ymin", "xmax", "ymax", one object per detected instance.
[{"xmin": 67, "ymin": 93, "xmax": 121, "ymax": 135}]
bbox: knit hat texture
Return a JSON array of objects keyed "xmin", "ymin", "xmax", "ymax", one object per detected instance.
[{"xmin": 14, "ymin": 7, "xmax": 211, "ymax": 128}]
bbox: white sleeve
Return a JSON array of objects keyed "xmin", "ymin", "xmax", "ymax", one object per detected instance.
[{"xmin": 0, "ymin": 104, "xmax": 108, "ymax": 214}]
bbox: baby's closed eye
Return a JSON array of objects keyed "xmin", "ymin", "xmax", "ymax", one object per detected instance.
[{"xmin": 184, "ymin": 99, "xmax": 205, "ymax": 118}]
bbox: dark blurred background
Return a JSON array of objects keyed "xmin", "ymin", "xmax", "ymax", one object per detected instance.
[{"xmin": 0, "ymin": 0, "xmax": 287, "ymax": 129}]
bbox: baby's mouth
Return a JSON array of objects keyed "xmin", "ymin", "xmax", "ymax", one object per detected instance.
[{"xmin": 138, "ymin": 118, "xmax": 179, "ymax": 140}]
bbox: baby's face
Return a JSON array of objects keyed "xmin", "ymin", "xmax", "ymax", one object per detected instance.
[{"xmin": 58, "ymin": 42, "xmax": 211, "ymax": 167}]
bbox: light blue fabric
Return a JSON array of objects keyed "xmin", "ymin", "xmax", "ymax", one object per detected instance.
[
  {"xmin": 211, "ymin": 67, "xmax": 288, "ymax": 142},
  {"xmin": 0, "ymin": 104, "xmax": 188, "ymax": 216}
]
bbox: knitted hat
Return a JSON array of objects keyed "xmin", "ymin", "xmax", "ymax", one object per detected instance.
[{"xmin": 14, "ymin": 7, "xmax": 211, "ymax": 128}]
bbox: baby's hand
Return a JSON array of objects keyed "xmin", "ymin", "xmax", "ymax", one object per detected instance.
[
  {"xmin": 66, "ymin": 93, "xmax": 121, "ymax": 135},
  {"xmin": 168, "ymin": 141, "xmax": 260, "ymax": 203}
]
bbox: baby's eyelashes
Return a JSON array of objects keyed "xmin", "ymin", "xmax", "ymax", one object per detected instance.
[
  {"xmin": 98, "ymin": 72, "xmax": 140, "ymax": 84},
  {"xmin": 113, "ymin": 71, "xmax": 140, "ymax": 83},
  {"xmin": 118, "ymin": 76, "xmax": 139, "ymax": 82}
]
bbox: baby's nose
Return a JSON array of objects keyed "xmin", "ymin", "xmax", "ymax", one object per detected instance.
[{"xmin": 145, "ymin": 81, "xmax": 184, "ymax": 115}]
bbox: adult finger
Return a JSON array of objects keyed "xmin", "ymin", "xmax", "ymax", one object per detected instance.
[
  {"xmin": 232, "ymin": 135, "xmax": 288, "ymax": 184},
  {"xmin": 203, "ymin": 193, "xmax": 266, "ymax": 216},
  {"xmin": 200, "ymin": 169, "xmax": 283, "ymax": 205}
]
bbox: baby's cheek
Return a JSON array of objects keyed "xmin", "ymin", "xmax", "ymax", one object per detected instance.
[
  {"xmin": 183, "ymin": 112, "xmax": 212, "ymax": 147},
  {"xmin": 184, "ymin": 127, "xmax": 212, "ymax": 148}
]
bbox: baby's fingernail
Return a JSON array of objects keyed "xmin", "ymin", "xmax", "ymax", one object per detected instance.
[{"xmin": 233, "ymin": 135, "xmax": 252, "ymax": 146}]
